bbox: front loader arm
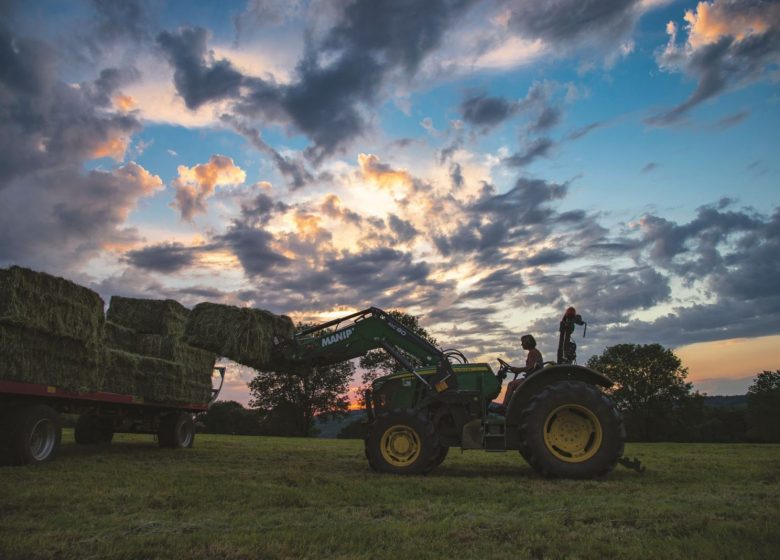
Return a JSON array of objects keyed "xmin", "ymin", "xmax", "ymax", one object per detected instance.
[{"xmin": 278, "ymin": 307, "xmax": 454, "ymax": 391}]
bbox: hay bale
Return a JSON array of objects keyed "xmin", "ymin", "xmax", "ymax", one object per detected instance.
[
  {"xmin": 183, "ymin": 302, "xmax": 294, "ymax": 370},
  {"xmin": 0, "ymin": 324, "xmax": 102, "ymax": 392},
  {"xmin": 0, "ymin": 266, "xmax": 104, "ymax": 344},
  {"xmin": 104, "ymin": 321, "xmax": 140, "ymax": 354},
  {"xmin": 101, "ymin": 349, "xmax": 213, "ymax": 404},
  {"xmin": 106, "ymin": 296, "xmax": 189, "ymax": 336},
  {"xmin": 136, "ymin": 335, "xmax": 216, "ymax": 383}
]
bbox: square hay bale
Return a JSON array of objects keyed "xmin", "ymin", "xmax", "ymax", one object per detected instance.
[
  {"xmin": 0, "ymin": 324, "xmax": 102, "ymax": 392},
  {"xmin": 102, "ymin": 349, "xmax": 184, "ymax": 402},
  {"xmin": 104, "ymin": 321, "xmax": 140, "ymax": 354},
  {"xmin": 183, "ymin": 302, "xmax": 294, "ymax": 370},
  {"xmin": 106, "ymin": 296, "xmax": 189, "ymax": 337},
  {"xmin": 0, "ymin": 266, "xmax": 104, "ymax": 344}
]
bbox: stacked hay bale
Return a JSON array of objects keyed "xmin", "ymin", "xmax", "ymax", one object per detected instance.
[
  {"xmin": 104, "ymin": 297, "xmax": 216, "ymax": 403},
  {"xmin": 184, "ymin": 302, "xmax": 295, "ymax": 370},
  {"xmin": 0, "ymin": 266, "xmax": 104, "ymax": 392}
]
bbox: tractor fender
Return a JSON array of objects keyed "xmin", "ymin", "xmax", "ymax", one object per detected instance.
[{"xmin": 505, "ymin": 364, "xmax": 613, "ymax": 432}]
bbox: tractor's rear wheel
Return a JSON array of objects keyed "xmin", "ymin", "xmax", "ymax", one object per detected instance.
[
  {"xmin": 519, "ymin": 381, "xmax": 624, "ymax": 478},
  {"xmin": 366, "ymin": 409, "xmax": 441, "ymax": 475}
]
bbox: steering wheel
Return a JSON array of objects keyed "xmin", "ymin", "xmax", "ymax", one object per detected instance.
[{"xmin": 496, "ymin": 357, "xmax": 511, "ymax": 380}]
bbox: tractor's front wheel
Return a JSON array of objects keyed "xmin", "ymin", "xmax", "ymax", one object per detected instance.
[
  {"xmin": 365, "ymin": 409, "xmax": 441, "ymax": 475},
  {"xmin": 519, "ymin": 381, "xmax": 624, "ymax": 478}
]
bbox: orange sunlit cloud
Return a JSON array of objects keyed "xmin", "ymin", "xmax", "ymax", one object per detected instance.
[
  {"xmin": 676, "ymin": 334, "xmax": 780, "ymax": 385},
  {"xmin": 113, "ymin": 93, "xmax": 137, "ymax": 112},
  {"xmin": 172, "ymin": 154, "xmax": 246, "ymax": 220},
  {"xmin": 683, "ymin": 0, "xmax": 779, "ymax": 48},
  {"xmin": 92, "ymin": 136, "xmax": 131, "ymax": 161},
  {"xmin": 358, "ymin": 153, "xmax": 414, "ymax": 190}
]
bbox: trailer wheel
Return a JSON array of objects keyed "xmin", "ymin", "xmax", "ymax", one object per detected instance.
[
  {"xmin": 519, "ymin": 381, "xmax": 624, "ymax": 479},
  {"xmin": 366, "ymin": 409, "xmax": 441, "ymax": 475},
  {"xmin": 75, "ymin": 415, "xmax": 114, "ymax": 445},
  {"xmin": 5, "ymin": 405, "xmax": 62, "ymax": 465},
  {"xmin": 158, "ymin": 412, "xmax": 195, "ymax": 449}
]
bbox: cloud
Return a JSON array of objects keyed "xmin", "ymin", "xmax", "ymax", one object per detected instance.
[
  {"xmin": 124, "ymin": 242, "xmax": 200, "ymax": 273},
  {"xmin": 460, "ymin": 93, "xmax": 517, "ymax": 129},
  {"xmin": 715, "ymin": 109, "xmax": 750, "ymax": 129},
  {"xmin": 0, "ymin": 163, "xmax": 163, "ymax": 271},
  {"xmin": 358, "ymin": 153, "xmax": 415, "ymax": 191},
  {"xmin": 648, "ymin": 0, "xmax": 780, "ymax": 125},
  {"xmin": 157, "ymin": 27, "xmax": 245, "ymax": 110},
  {"xmin": 641, "ymin": 162, "xmax": 659, "ymax": 174},
  {"xmin": 506, "ymin": 0, "xmax": 647, "ymax": 52},
  {"xmin": 504, "ymin": 137, "xmax": 555, "ymax": 167},
  {"xmin": 172, "ymin": 155, "xmax": 246, "ymax": 221}
]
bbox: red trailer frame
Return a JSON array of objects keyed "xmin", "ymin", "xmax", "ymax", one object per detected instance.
[{"xmin": 0, "ymin": 367, "xmax": 225, "ymax": 466}]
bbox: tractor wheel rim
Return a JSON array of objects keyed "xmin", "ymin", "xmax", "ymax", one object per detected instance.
[
  {"xmin": 29, "ymin": 418, "xmax": 56, "ymax": 461},
  {"xmin": 380, "ymin": 425, "xmax": 421, "ymax": 467},
  {"xmin": 543, "ymin": 404, "xmax": 602, "ymax": 463}
]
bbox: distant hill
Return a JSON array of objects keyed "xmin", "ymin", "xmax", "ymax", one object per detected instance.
[
  {"xmin": 314, "ymin": 409, "xmax": 367, "ymax": 438},
  {"xmin": 703, "ymin": 395, "xmax": 747, "ymax": 408}
]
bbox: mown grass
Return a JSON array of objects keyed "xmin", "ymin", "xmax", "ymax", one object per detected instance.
[{"xmin": 1, "ymin": 432, "xmax": 778, "ymax": 559}]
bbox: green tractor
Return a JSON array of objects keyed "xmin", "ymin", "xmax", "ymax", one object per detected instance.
[{"xmin": 281, "ymin": 307, "xmax": 626, "ymax": 478}]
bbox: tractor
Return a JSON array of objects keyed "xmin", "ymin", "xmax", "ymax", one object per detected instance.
[{"xmin": 279, "ymin": 307, "xmax": 626, "ymax": 478}]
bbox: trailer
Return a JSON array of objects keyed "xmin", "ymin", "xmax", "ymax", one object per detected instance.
[{"xmin": 0, "ymin": 367, "xmax": 225, "ymax": 465}]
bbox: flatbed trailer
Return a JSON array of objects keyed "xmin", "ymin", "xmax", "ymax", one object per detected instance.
[{"xmin": 0, "ymin": 368, "xmax": 225, "ymax": 465}]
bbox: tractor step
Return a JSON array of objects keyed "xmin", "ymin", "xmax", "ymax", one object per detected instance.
[{"xmin": 483, "ymin": 420, "xmax": 506, "ymax": 451}]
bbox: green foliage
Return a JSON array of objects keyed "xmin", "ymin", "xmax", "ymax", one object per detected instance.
[
  {"xmin": 249, "ymin": 323, "xmax": 354, "ymax": 437},
  {"xmin": 337, "ymin": 418, "xmax": 367, "ymax": 439},
  {"xmin": 358, "ymin": 310, "xmax": 437, "ymax": 386},
  {"xmin": 747, "ymin": 370, "xmax": 780, "ymax": 442},
  {"xmin": 1, "ymin": 433, "xmax": 779, "ymax": 559},
  {"xmin": 587, "ymin": 343, "xmax": 701, "ymax": 441},
  {"xmin": 199, "ymin": 401, "xmax": 262, "ymax": 435}
]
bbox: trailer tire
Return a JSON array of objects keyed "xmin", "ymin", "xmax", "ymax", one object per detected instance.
[
  {"xmin": 75, "ymin": 415, "xmax": 114, "ymax": 445},
  {"xmin": 158, "ymin": 412, "xmax": 195, "ymax": 449},
  {"xmin": 6, "ymin": 405, "xmax": 61, "ymax": 465}
]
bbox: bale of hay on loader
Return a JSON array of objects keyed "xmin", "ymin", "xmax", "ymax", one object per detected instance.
[
  {"xmin": 183, "ymin": 302, "xmax": 294, "ymax": 370},
  {"xmin": 106, "ymin": 296, "xmax": 189, "ymax": 337}
]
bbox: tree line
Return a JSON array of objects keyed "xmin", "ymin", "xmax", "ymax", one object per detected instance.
[{"xmin": 198, "ymin": 313, "xmax": 780, "ymax": 443}]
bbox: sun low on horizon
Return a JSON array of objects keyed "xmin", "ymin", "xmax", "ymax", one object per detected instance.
[{"xmin": 1, "ymin": 0, "xmax": 778, "ymax": 402}]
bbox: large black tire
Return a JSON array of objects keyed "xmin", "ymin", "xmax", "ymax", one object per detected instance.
[
  {"xmin": 432, "ymin": 446, "xmax": 449, "ymax": 467},
  {"xmin": 519, "ymin": 381, "xmax": 624, "ymax": 479},
  {"xmin": 4, "ymin": 405, "xmax": 62, "ymax": 465},
  {"xmin": 75, "ymin": 415, "xmax": 114, "ymax": 445},
  {"xmin": 365, "ymin": 409, "xmax": 442, "ymax": 475},
  {"xmin": 158, "ymin": 412, "xmax": 195, "ymax": 449}
]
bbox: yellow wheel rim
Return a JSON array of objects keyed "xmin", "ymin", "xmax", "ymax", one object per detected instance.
[
  {"xmin": 380, "ymin": 425, "xmax": 421, "ymax": 467},
  {"xmin": 543, "ymin": 404, "xmax": 602, "ymax": 463}
]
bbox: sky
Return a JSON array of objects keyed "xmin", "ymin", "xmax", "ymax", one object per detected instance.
[{"xmin": 1, "ymin": 0, "xmax": 779, "ymax": 403}]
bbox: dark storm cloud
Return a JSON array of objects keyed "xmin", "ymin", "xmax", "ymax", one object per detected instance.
[
  {"xmin": 529, "ymin": 106, "xmax": 562, "ymax": 133},
  {"xmin": 525, "ymin": 249, "xmax": 571, "ymax": 267},
  {"xmin": 460, "ymin": 93, "xmax": 517, "ymax": 129},
  {"xmin": 157, "ymin": 27, "xmax": 244, "ymax": 110},
  {"xmin": 124, "ymin": 242, "xmax": 199, "ymax": 273},
  {"xmin": 504, "ymin": 137, "xmax": 555, "ymax": 167},
  {"xmin": 463, "ymin": 268, "xmax": 524, "ymax": 302},
  {"xmin": 0, "ymin": 23, "xmax": 153, "ymax": 272},
  {"xmin": 449, "ymin": 162, "xmax": 464, "ymax": 189},
  {"xmin": 649, "ymin": 2, "xmax": 780, "ymax": 126},
  {"xmin": 86, "ymin": 67, "xmax": 141, "ymax": 107},
  {"xmin": 217, "ymin": 225, "xmax": 290, "ymax": 277},
  {"xmin": 507, "ymin": 0, "xmax": 642, "ymax": 47},
  {"xmin": 222, "ymin": 115, "xmax": 315, "ymax": 190},
  {"xmin": 159, "ymin": 1, "xmax": 476, "ymax": 162},
  {"xmin": 388, "ymin": 214, "xmax": 418, "ymax": 243},
  {"xmin": 91, "ymin": 0, "xmax": 151, "ymax": 44}
]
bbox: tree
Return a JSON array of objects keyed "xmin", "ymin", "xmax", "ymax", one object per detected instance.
[
  {"xmin": 746, "ymin": 370, "xmax": 780, "ymax": 442},
  {"xmin": 248, "ymin": 324, "xmax": 354, "ymax": 437},
  {"xmin": 587, "ymin": 343, "xmax": 702, "ymax": 441},
  {"xmin": 199, "ymin": 400, "xmax": 262, "ymax": 435},
  {"xmin": 358, "ymin": 310, "xmax": 437, "ymax": 387}
]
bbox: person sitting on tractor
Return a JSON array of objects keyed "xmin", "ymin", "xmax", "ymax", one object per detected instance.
[{"xmin": 500, "ymin": 334, "xmax": 544, "ymax": 410}]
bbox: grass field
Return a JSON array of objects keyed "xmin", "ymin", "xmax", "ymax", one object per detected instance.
[{"xmin": 1, "ymin": 432, "xmax": 778, "ymax": 559}]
